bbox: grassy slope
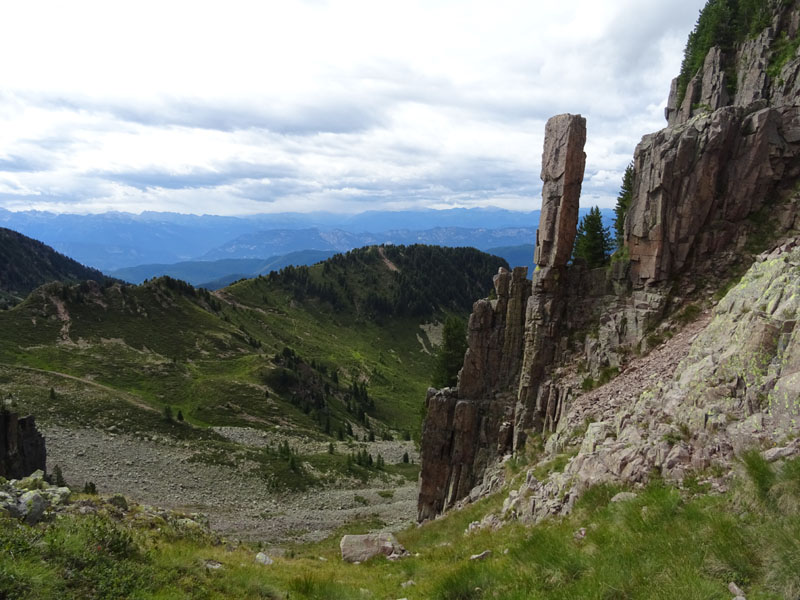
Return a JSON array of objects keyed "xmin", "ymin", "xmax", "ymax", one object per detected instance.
[
  {"xmin": 0, "ymin": 245, "xmax": 505, "ymax": 437},
  {"xmin": 3, "ymin": 452, "xmax": 798, "ymax": 599}
]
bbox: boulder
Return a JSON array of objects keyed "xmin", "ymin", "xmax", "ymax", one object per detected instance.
[
  {"xmin": 255, "ymin": 552, "xmax": 273, "ymax": 566},
  {"xmin": 18, "ymin": 490, "xmax": 47, "ymax": 525},
  {"xmin": 340, "ymin": 533, "xmax": 406, "ymax": 563}
]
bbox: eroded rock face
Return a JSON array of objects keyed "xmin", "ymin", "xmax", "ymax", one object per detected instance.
[
  {"xmin": 0, "ymin": 410, "xmax": 46, "ymax": 480},
  {"xmin": 459, "ymin": 267, "xmax": 531, "ymax": 400},
  {"xmin": 628, "ymin": 104, "xmax": 800, "ymax": 286},
  {"xmin": 667, "ymin": 3, "xmax": 800, "ymax": 128}
]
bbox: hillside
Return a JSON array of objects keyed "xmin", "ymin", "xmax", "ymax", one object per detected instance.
[
  {"xmin": 6, "ymin": 3, "xmax": 800, "ymax": 599},
  {"xmin": 0, "ymin": 227, "xmax": 109, "ymax": 309},
  {"xmin": 0, "ymin": 243, "xmax": 505, "ymax": 540}
]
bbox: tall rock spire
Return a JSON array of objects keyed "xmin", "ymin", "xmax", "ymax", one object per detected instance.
[{"xmin": 535, "ymin": 114, "xmax": 587, "ymax": 268}]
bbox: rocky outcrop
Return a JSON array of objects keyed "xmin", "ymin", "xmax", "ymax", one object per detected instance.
[
  {"xmin": 495, "ymin": 241, "xmax": 800, "ymax": 527},
  {"xmin": 459, "ymin": 267, "xmax": 532, "ymax": 400},
  {"xmin": 418, "ymin": 115, "xmax": 586, "ymax": 521},
  {"xmin": 667, "ymin": 3, "xmax": 800, "ymax": 128},
  {"xmin": 0, "ymin": 410, "xmax": 46, "ymax": 480},
  {"xmin": 535, "ymin": 114, "xmax": 587, "ymax": 268},
  {"xmin": 627, "ymin": 104, "xmax": 800, "ymax": 286},
  {"xmin": 418, "ymin": 3, "xmax": 800, "ymax": 524}
]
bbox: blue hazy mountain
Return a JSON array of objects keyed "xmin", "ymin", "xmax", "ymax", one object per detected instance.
[
  {"xmin": 0, "ymin": 207, "xmax": 613, "ymax": 272},
  {"xmin": 110, "ymin": 250, "xmax": 339, "ymax": 286},
  {"xmin": 200, "ymin": 227, "xmax": 539, "ymax": 260}
]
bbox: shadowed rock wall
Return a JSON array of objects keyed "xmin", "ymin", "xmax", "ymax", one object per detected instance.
[{"xmin": 0, "ymin": 410, "xmax": 46, "ymax": 480}]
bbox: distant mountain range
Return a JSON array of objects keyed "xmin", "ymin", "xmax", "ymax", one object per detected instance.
[
  {"xmin": 0, "ymin": 207, "xmax": 613, "ymax": 276},
  {"xmin": 0, "ymin": 207, "xmax": 544, "ymax": 271},
  {"xmin": 110, "ymin": 250, "xmax": 339, "ymax": 289},
  {"xmin": 200, "ymin": 227, "xmax": 539, "ymax": 260}
]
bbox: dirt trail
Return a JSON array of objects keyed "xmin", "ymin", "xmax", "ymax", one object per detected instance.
[
  {"xmin": 378, "ymin": 247, "xmax": 400, "ymax": 272},
  {"xmin": 0, "ymin": 362, "xmax": 157, "ymax": 413}
]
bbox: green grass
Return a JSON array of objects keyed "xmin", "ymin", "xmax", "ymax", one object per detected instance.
[
  {"xmin": 5, "ymin": 455, "xmax": 800, "ymax": 599},
  {"xmin": 0, "ymin": 252, "xmax": 471, "ymax": 438}
]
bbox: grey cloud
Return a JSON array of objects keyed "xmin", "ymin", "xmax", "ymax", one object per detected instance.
[
  {"xmin": 93, "ymin": 162, "xmax": 301, "ymax": 191},
  {"xmin": 0, "ymin": 155, "xmax": 46, "ymax": 173},
  {"xmin": 34, "ymin": 94, "xmax": 388, "ymax": 136}
]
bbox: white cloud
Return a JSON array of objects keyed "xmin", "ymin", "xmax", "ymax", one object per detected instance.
[{"xmin": 0, "ymin": 0, "xmax": 705, "ymax": 215}]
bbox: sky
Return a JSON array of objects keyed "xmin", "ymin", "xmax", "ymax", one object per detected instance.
[{"xmin": 0, "ymin": 0, "xmax": 706, "ymax": 216}]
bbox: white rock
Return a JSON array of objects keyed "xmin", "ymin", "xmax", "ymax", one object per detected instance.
[
  {"xmin": 728, "ymin": 581, "xmax": 745, "ymax": 596},
  {"xmin": 610, "ymin": 492, "xmax": 638, "ymax": 503},
  {"xmin": 762, "ymin": 446, "xmax": 794, "ymax": 462},
  {"xmin": 18, "ymin": 490, "xmax": 47, "ymax": 524},
  {"xmin": 255, "ymin": 552, "xmax": 273, "ymax": 566},
  {"xmin": 340, "ymin": 533, "xmax": 406, "ymax": 563}
]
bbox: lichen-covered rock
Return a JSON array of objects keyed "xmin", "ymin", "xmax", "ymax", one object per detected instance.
[{"xmin": 18, "ymin": 490, "xmax": 47, "ymax": 525}]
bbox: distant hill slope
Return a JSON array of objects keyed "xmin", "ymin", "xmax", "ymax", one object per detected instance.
[
  {"xmin": 110, "ymin": 250, "xmax": 338, "ymax": 287},
  {"xmin": 0, "ymin": 227, "xmax": 109, "ymax": 308},
  {"xmin": 0, "ymin": 244, "xmax": 507, "ymax": 439}
]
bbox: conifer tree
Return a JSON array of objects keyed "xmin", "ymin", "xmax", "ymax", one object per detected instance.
[
  {"xmin": 573, "ymin": 206, "xmax": 613, "ymax": 268},
  {"xmin": 432, "ymin": 316, "xmax": 468, "ymax": 388},
  {"xmin": 614, "ymin": 163, "xmax": 634, "ymax": 247}
]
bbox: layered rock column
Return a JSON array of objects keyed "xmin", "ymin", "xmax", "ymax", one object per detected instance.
[
  {"xmin": 516, "ymin": 114, "xmax": 586, "ymax": 444},
  {"xmin": 417, "ymin": 267, "xmax": 531, "ymax": 521},
  {"xmin": 417, "ymin": 114, "xmax": 585, "ymax": 521}
]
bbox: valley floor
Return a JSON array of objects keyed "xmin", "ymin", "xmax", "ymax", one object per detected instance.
[{"xmin": 44, "ymin": 425, "xmax": 419, "ymax": 545}]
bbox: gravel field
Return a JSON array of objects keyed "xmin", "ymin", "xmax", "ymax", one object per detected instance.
[{"xmin": 44, "ymin": 425, "xmax": 420, "ymax": 545}]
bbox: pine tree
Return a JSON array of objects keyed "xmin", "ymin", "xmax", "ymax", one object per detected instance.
[
  {"xmin": 613, "ymin": 163, "xmax": 634, "ymax": 247},
  {"xmin": 573, "ymin": 206, "xmax": 613, "ymax": 268},
  {"xmin": 432, "ymin": 316, "xmax": 468, "ymax": 388}
]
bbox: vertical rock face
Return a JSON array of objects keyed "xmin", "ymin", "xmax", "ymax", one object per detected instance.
[
  {"xmin": 458, "ymin": 267, "xmax": 532, "ymax": 400},
  {"xmin": 628, "ymin": 105, "xmax": 800, "ymax": 286},
  {"xmin": 418, "ymin": 267, "xmax": 531, "ymax": 520},
  {"xmin": 0, "ymin": 410, "xmax": 46, "ymax": 480},
  {"xmin": 535, "ymin": 114, "xmax": 587, "ymax": 268}
]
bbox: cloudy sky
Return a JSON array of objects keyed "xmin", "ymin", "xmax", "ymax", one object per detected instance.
[{"xmin": 0, "ymin": 0, "xmax": 705, "ymax": 216}]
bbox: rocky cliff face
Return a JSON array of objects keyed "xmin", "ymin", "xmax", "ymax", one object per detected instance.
[
  {"xmin": 0, "ymin": 410, "xmax": 46, "ymax": 480},
  {"xmin": 418, "ymin": 2, "xmax": 800, "ymax": 522}
]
